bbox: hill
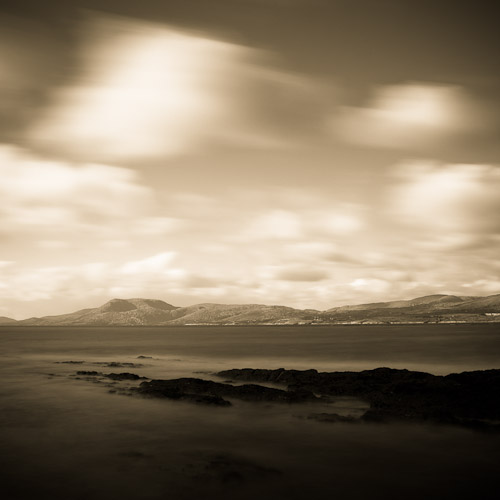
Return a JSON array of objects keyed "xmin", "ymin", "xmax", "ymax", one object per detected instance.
[
  {"xmin": 18, "ymin": 298, "xmax": 179, "ymax": 326},
  {"xmin": 6, "ymin": 293, "xmax": 500, "ymax": 326},
  {"xmin": 0, "ymin": 316, "xmax": 18, "ymax": 325}
]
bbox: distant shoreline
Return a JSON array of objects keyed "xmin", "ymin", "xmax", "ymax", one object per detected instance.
[{"xmin": 1, "ymin": 321, "xmax": 499, "ymax": 328}]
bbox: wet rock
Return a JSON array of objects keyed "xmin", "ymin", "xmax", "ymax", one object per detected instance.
[
  {"xmin": 217, "ymin": 367, "xmax": 500, "ymax": 427},
  {"xmin": 137, "ymin": 381, "xmax": 231, "ymax": 406},
  {"xmin": 93, "ymin": 362, "xmax": 144, "ymax": 368},
  {"xmin": 75, "ymin": 371, "xmax": 147, "ymax": 381},
  {"xmin": 136, "ymin": 377, "xmax": 319, "ymax": 405},
  {"xmin": 105, "ymin": 372, "xmax": 147, "ymax": 381}
]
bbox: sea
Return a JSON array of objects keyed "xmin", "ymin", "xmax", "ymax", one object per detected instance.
[{"xmin": 1, "ymin": 324, "xmax": 500, "ymax": 500}]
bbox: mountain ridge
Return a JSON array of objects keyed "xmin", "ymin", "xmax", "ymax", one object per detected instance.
[{"xmin": 4, "ymin": 294, "xmax": 500, "ymax": 326}]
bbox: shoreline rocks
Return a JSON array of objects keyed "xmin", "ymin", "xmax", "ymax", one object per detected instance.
[
  {"xmin": 76, "ymin": 371, "xmax": 147, "ymax": 381},
  {"xmin": 135, "ymin": 377, "xmax": 320, "ymax": 406},
  {"xmin": 217, "ymin": 367, "xmax": 500, "ymax": 428}
]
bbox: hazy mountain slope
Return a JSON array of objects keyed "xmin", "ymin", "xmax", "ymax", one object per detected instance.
[
  {"xmin": 443, "ymin": 294, "xmax": 500, "ymax": 313},
  {"xmin": 165, "ymin": 303, "xmax": 319, "ymax": 325},
  {"xmin": 0, "ymin": 316, "xmax": 17, "ymax": 325},
  {"xmin": 9, "ymin": 294, "xmax": 500, "ymax": 326},
  {"xmin": 18, "ymin": 299, "xmax": 179, "ymax": 326},
  {"xmin": 321, "ymin": 294, "xmax": 500, "ymax": 323},
  {"xmin": 327, "ymin": 295, "xmax": 466, "ymax": 312}
]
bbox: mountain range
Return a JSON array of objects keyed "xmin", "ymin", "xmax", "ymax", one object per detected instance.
[{"xmin": 2, "ymin": 294, "xmax": 500, "ymax": 326}]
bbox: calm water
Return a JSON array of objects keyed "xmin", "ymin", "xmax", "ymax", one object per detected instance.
[{"xmin": 1, "ymin": 324, "xmax": 500, "ymax": 500}]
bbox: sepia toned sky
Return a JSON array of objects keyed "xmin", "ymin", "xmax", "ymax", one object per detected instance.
[{"xmin": 1, "ymin": 0, "xmax": 499, "ymax": 318}]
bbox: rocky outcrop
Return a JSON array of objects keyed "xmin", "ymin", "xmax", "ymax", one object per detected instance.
[
  {"xmin": 217, "ymin": 367, "xmax": 500, "ymax": 427},
  {"xmin": 136, "ymin": 377, "xmax": 319, "ymax": 405},
  {"xmin": 76, "ymin": 371, "xmax": 147, "ymax": 381}
]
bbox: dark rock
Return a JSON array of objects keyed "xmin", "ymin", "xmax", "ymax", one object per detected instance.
[
  {"xmin": 136, "ymin": 377, "xmax": 319, "ymax": 405},
  {"xmin": 137, "ymin": 356, "xmax": 153, "ymax": 359},
  {"xmin": 94, "ymin": 362, "xmax": 144, "ymax": 368},
  {"xmin": 75, "ymin": 371, "xmax": 146, "ymax": 381},
  {"xmin": 105, "ymin": 372, "xmax": 147, "ymax": 381},
  {"xmin": 136, "ymin": 380, "xmax": 231, "ymax": 406},
  {"xmin": 217, "ymin": 367, "xmax": 500, "ymax": 427}
]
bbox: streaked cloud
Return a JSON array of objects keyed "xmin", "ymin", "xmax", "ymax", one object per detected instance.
[
  {"xmin": 120, "ymin": 252, "xmax": 178, "ymax": 275},
  {"xmin": 0, "ymin": 144, "xmax": 152, "ymax": 236},
  {"xmin": 1, "ymin": 146, "xmax": 498, "ymax": 318},
  {"xmin": 389, "ymin": 160, "xmax": 500, "ymax": 232},
  {"xmin": 28, "ymin": 13, "xmax": 327, "ymax": 161},
  {"xmin": 332, "ymin": 83, "xmax": 488, "ymax": 151},
  {"xmin": 273, "ymin": 266, "xmax": 329, "ymax": 282},
  {"xmin": 244, "ymin": 210, "xmax": 303, "ymax": 240}
]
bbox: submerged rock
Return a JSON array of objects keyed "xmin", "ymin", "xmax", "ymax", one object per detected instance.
[
  {"xmin": 306, "ymin": 413, "xmax": 358, "ymax": 423},
  {"xmin": 198, "ymin": 454, "xmax": 282, "ymax": 484}
]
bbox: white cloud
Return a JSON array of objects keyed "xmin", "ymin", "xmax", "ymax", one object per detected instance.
[
  {"xmin": 1, "ymin": 166, "xmax": 498, "ymax": 318},
  {"xmin": 349, "ymin": 278, "xmax": 390, "ymax": 294},
  {"xmin": 120, "ymin": 252, "xmax": 177, "ymax": 275},
  {"xmin": 0, "ymin": 145, "xmax": 151, "ymax": 234},
  {"xmin": 0, "ymin": 252, "xmax": 182, "ymax": 310},
  {"xmin": 28, "ymin": 13, "xmax": 325, "ymax": 160},
  {"xmin": 389, "ymin": 160, "xmax": 500, "ymax": 231},
  {"xmin": 244, "ymin": 210, "xmax": 303, "ymax": 240},
  {"xmin": 132, "ymin": 217, "xmax": 184, "ymax": 235},
  {"xmin": 333, "ymin": 83, "xmax": 485, "ymax": 150}
]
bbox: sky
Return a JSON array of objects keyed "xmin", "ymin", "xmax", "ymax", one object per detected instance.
[{"xmin": 1, "ymin": 0, "xmax": 499, "ymax": 319}]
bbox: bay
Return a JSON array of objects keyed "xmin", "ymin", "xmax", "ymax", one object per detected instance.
[{"xmin": 1, "ymin": 324, "xmax": 499, "ymax": 500}]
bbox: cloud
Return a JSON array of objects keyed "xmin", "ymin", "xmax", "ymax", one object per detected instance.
[
  {"xmin": 1, "ymin": 166, "xmax": 498, "ymax": 318},
  {"xmin": 273, "ymin": 266, "xmax": 328, "ymax": 282},
  {"xmin": 0, "ymin": 144, "xmax": 197, "ymax": 255},
  {"xmin": 132, "ymin": 217, "xmax": 185, "ymax": 235},
  {"xmin": 120, "ymin": 252, "xmax": 178, "ymax": 275},
  {"xmin": 0, "ymin": 144, "xmax": 152, "ymax": 236},
  {"xmin": 332, "ymin": 83, "xmax": 487, "ymax": 151},
  {"xmin": 0, "ymin": 251, "xmax": 182, "ymax": 309},
  {"xmin": 28, "ymin": 13, "xmax": 327, "ymax": 161},
  {"xmin": 389, "ymin": 160, "xmax": 500, "ymax": 232},
  {"xmin": 244, "ymin": 210, "xmax": 303, "ymax": 240}
]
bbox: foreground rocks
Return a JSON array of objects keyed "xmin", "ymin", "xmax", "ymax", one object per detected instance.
[
  {"xmin": 217, "ymin": 367, "xmax": 500, "ymax": 428},
  {"xmin": 76, "ymin": 371, "xmax": 147, "ymax": 381},
  {"xmin": 71, "ymin": 366, "xmax": 500, "ymax": 429},
  {"xmin": 136, "ymin": 377, "xmax": 319, "ymax": 406}
]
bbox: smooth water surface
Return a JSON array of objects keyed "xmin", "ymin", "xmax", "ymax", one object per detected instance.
[{"xmin": 1, "ymin": 324, "xmax": 500, "ymax": 500}]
